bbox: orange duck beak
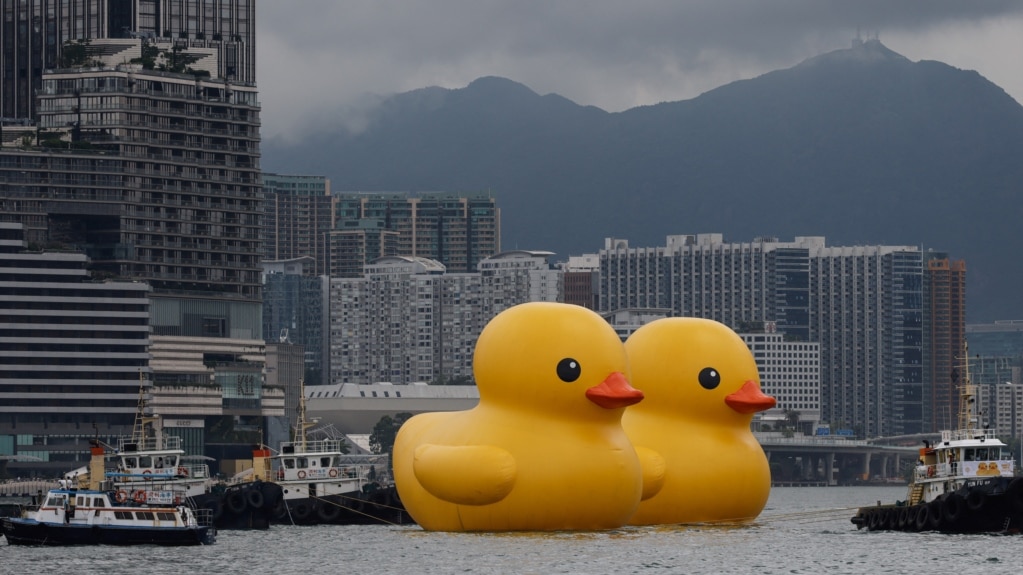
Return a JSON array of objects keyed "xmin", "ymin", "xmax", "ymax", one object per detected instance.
[
  {"xmin": 725, "ymin": 380, "xmax": 777, "ymax": 414},
  {"xmin": 586, "ymin": 372, "xmax": 644, "ymax": 409}
]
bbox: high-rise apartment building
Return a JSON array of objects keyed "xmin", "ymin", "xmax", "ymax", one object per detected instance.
[
  {"xmin": 740, "ymin": 328, "xmax": 822, "ymax": 432},
  {"xmin": 924, "ymin": 255, "xmax": 966, "ymax": 432},
  {"xmin": 599, "ymin": 234, "xmax": 931, "ymax": 438},
  {"xmin": 262, "ymin": 257, "xmax": 328, "ymax": 386},
  {"xmin": 262, "ymin": 173, "xmax": 333, "ymax": 277},
  {"xmin": 0, "ymin": 0, "xmax": 270, "ymax": 459},
  {"xmin": 1, "ymin": 0, "xmax": 256, "ymax": 120},
  {"xmin": 0, "ymin": 222, "xmax": 151, "ymax": 475},
  {"xmin": 333, "ymin": 192, "xmax": 500, "ymax": 274},
  {"xmin": 329, "ymin": 251, "xmax": 558, "ymax": 386}
]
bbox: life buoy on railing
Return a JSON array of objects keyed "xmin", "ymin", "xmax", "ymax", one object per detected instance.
[
  {"xmin": 177, "ymin": 466, "xmax": 189, "ymax": 477},
  {"xmin": 133, "ymin": 490, "xmax": 147, "ymax": 504},
  {"xmin": 115, "ymin": 490, "xmax": 128, "ymax": 503},
  {"xmin": 297, "ymin": 470, "xmax": 307, "ymax": 479},
  {"xmin": 142, "ymin": 469, "xmax": 152, "ymax": 476},
  {"xmin": 328, "ymin": 468, "xmax": 339, "ymax": 478}
]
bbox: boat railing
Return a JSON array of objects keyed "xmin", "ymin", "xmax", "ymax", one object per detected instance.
[
  {"xmin": 190, "ymin": 507, "xmax": 214, "ymax": 527},
  {"xmin": 278, "ymin": 439, "xmax": 347, "ymax": 455},
  {"xmin": 941, "ymin": 428, "xmax": 1002, "ymax": 443},
  {"xmin": 117, "ymin": 435, "xmax": 183, "ymax": 452}
]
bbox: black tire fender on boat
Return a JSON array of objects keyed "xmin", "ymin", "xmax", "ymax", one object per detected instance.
[
  {"xmin": 209, "ymin": 499, "xmax": 224, "ymax": 521},
  {"xmin": 914, "ymin": 504, "xmax": 930, "ymax": 531},
  {"xmin": 898, "ymin": 507, "xmax": 911, "ymax": 530},
  {"xmin": 928, "ymin": 499, "xmax": 943, "ymax": 529},
  {"xmin": 317, "ymin": 499, "xmax": 341, "ymax": 522},
  {"xmin": 966, "ymin": 489, "xmax": 987, "ymax": 511},
  {"xmin": 246, "ymin": 488, "xmax": 265, "ymax": 510},
  {"xmin": 292, "ymin": 501, "xmax": 313, "ymax": 521},
  {"xmin": 1008, "ymin": 478, "xmax": 1023, "ymax": 513},
  {"xmin": 867, "ymin": 510, "xmax": 881, "ymax": 531},
  {"xmin": 226, "ymin": 491, "xmax": 247, "ymax": 514},
  {"xmin": 942, "ymin": 493, "xmax": 964, "ymax": 524}
]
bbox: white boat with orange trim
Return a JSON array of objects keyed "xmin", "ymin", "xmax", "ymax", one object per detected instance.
[
  {"xmin": 1, "ymin": 443, "xmax": 214, "ymax": 546},
  {"xmin": 852, "ymin": 348, "xmax": 1023, "ymax": 533}
]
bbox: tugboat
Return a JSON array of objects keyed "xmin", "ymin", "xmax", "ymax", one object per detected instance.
[
  {"xmin": 1, "ymin": 442, "xmax": 214, "ymax": 546},
  {"xmin": 851, "ymin": 347, "xmax": 1023, "ymax": 533},
  {"xmin": 266, "ymin": 382, "xmax": 413, "ymax": 526},
  {"xmin": 65, "ymin": 376, "xmax": 283, "ymax": 530}
]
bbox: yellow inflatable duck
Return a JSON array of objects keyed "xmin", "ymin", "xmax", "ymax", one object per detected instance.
[
  {"xmin": 622, "ymin": 317, "xmax": 777, "ymax": 525},
  {"xmin": 393, "ymin": 302, "xmax": 646, "ymax": 531}
]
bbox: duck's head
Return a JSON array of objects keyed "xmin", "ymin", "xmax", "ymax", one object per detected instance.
[
  {"xmin": 624, "ymin": 317, "xmax": 776, "ymax": 424},
  {"xmin": 473, "ymin": 302, "xmax": 643, "ymax": 419}
]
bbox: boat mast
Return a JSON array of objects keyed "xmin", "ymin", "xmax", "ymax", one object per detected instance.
[
  {"xmin": 130, "ymin": 370, "xmax": 159, "ymax": 446},
  {"xmin": 957, "ymin": 342, "xmax": 976, "ymax": 432},
  {"xmin": 294, "ymin": 378, "xmax": 316, "ymax": 451}
]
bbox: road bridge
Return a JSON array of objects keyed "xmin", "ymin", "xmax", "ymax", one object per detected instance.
[{"xmin": 755, "ymin": 433, "xmax": 924, "ymax": 486}]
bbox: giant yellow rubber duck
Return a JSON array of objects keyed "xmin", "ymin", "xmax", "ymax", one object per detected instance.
[
  {"xmin": 392, "ymin": 302, "xmax": 646, "ymax": 532},
  {"xmin": 622, "ymin": 317, "xmax": 776, "ymax": 525}
]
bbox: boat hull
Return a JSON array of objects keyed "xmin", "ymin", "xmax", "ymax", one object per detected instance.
[
  {"xmin": 193, "ymin": 480, "xmax": 283, "ymax": 530},
  {"xmin": 1, "ymin": 518, "xmax": 214, "ymax": 546},
  {"xmin": 852, "ymin": 477, "xmax": 1023, "ymax": 534},
  {"xmin": 272, "ymin": 485, "xmax": 414, "ymax": 526}
]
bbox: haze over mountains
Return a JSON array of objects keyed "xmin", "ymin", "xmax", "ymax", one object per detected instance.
[{"xmin": 262, "ymin": 39, "xmax": 1023, "ymax": 323}]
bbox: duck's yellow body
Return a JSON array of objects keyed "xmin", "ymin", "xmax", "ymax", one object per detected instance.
[
  {"xmin": 393, "ymin": 302, "xmax": 646, "ymax": 532},
  {"xmin": 623, "ymin": 317, "xmax": 776, "ymax": 525}
]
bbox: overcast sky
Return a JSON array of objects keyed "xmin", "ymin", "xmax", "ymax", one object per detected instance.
[{"xmin": 257, "ymin": 1, "xmax": 1023, "ymax": 143}]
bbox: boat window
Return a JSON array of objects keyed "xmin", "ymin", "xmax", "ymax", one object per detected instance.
[
  {"xmin": 320, "ymin": 457, "xmax": 331, "ymax": 467},
  {"xmin": 155, "ymin": 457, "xmax": 165, "ymax": 469},
  {"xmin": 124, "ymin": 456, "xmax": 137, "ymax": 467},
  {"xmin": 976, "ymin": 448, "xmax": 989, "ymax": 460},
  {"xmin": 157, "ymin": 512, "xmax": 176, "ymax": 521},
  {"xmin": 93, "ymin": 497, "xmax": 103, "ymax": 506},
  {"xmin": 135, "ymin": 512, "xmax": 155, "ymax": 520},
  {"xmin": 964, "ymin": 449, "xmax": 975, "ymax": 461},
  {"xmin": 139, "ymin": 456, "xmax": 153, "ymax": 467},
  {"xmin": 283, "ymin": 458, "xmax": 295, "ymax": 469},
  {"xmin": 115, "ymin": 511, "xmax": 133, "ymax": 520},
  {"xmin": 77, "ymin": 496, "xmax": 85, "ymax": 506},
  {"xmin": 167, "ymin": 455, "xmax": 178, "ymax": 467},
  {"xmin": 297, "ymin": 457, "xmax": 308, "ymax": 468},
  {"xmin": 46, "ymin": 496, "xmax": 64, "ymax": 507}
]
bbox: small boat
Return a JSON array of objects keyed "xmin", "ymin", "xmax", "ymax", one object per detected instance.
[
  {"xmin": 264, "ymin": 381, "xmax": 414, "ymax": 526},
  {"xmin": 1, "ymin": 444, "xmax": 214, "ymax": 546},
  {"xmin": 82, "ymin": 376, "xmax": 284, "ymax": 530},
  {"xmin": 851, "ymin": 347, "xmax": 1023, "ymax": 533},
  {"xmin": 2, "ymin": 487, "xmax": 215, "ymax": 546}
]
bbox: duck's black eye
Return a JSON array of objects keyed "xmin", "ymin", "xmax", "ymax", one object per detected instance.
[
  {"xmin": 698, "ymin": 367, "xmax": 720, "ymax": 390},
  {"xmin": 557, "ymin": 358, "xmax": 581, "ymax": 382}
]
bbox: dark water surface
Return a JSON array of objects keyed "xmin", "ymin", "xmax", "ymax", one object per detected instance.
[{"xmin": 4, "ymin": 486, "xmax": 1020, "ymax": 574}]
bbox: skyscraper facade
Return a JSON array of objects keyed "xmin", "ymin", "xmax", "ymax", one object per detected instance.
[
  {"xmin": 1, "ymin": 0, "xmax": 268, "ymax": 459},
  {"xmin": 261, "ymin": 173, "xmax": 333, "ymax": 277},
  {"xmin": 329, "ymin": 251, "xmax": 559, "ymax": 386},
  {"xmin": 924, "ymin": 255, "xmax": 966, "ymax": 432},
  {"xmin": 1, "ymin": 0, "xmax": 256, "ymax": 120},
  {"xmin": 333, "ymin": 192, "xmax": 500, "ymax": 274},
  {"xmin": 598, "ymin": 234, "xmax": 930, "ymax": 438},
  {"xmin": 0, "ymin": 222, "xmax": 151, "ymax": 474}
]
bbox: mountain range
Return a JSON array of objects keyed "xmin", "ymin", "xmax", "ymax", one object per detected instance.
[{"xmin": 262, "ymin": 39, "xmax": 1023, "ymax": 323}]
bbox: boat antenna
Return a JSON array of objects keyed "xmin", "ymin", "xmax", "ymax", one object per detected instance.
[{"xmin": 294, "ymin": 378, "xmax": 317, "ymax": 452}]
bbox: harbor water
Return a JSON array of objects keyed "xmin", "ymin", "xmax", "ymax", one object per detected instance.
[{"xmin": 4, "ymin": 486, "xmax": 1022, "ymax": 574}]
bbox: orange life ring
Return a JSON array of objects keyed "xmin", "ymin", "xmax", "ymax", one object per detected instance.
[
  {"xmin": 177, "ymin": 466, "xmax": 189, "ymax": 477},
  {"xmin": 329, "ymin": 468, "xmax": 339, "ymax": 478},
  {"xmin": 297, "ymin": 470, "xmax": 307, "ymax": 479},
  {"xmin": 142, "ymin": 469, "xmax": 151, "ymax": 476},
  {"xmin": 133, "ymin": 490, "xmax": 147, "ymax": 504},
  {"xmin": 115, "ymin": 490, "xmax": 128, "ymax": 503}
]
